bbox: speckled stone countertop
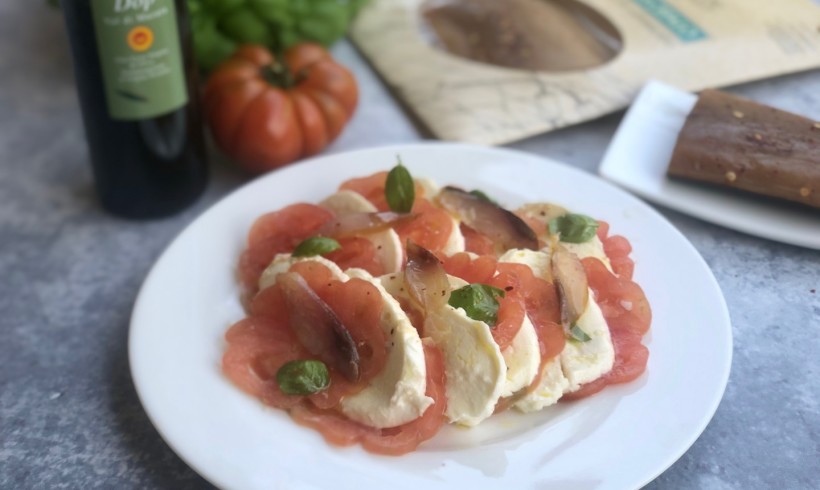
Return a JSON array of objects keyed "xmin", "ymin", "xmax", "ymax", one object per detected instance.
[{"xmin": 2, "ymin": 4, "xmax": 819, "ymax": 490}]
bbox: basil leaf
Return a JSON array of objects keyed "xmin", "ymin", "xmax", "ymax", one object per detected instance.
[
  {"xmin": 570, "ymin": 324, "xmax": 592, "ymax": 342},
  {"xmin": 469, "ymin": 189, "xmax": 497, "ymax": 205},
  {"xmin": 385, "ymin": 159, "xmax": 415, "ymax": 213},
  {"xmin": 276, "ymin": 360, "xmax": 330, "ymax": 395},
  {"xmin": 548, "ymin": 213, "xmax": 599, "ymax": 243},
  {"xmin": 292, "ymin": 236, "xmax": 341, "ymax": 257},
  {"xmin": 448, "ymin": 284, "xmax": 506, "ymax": 326}
]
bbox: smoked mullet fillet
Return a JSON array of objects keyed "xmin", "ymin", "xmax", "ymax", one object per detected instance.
[{"xmin": 667, "ymin": 89, "xmax": 820, "ymax": 209}]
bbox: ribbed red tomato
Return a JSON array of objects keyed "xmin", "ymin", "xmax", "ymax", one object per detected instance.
[{"xmin": 204, "ymin": 44, "xmax": 358, "ymax": 173}]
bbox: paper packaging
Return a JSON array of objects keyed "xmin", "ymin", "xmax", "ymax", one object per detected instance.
[{"xmin": 350, "ymin": 0, "xmax": 820, "ymax": 145}]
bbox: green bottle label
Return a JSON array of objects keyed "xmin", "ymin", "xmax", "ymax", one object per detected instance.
[{"xmin": 90, "ymin": 0, "xmax": 188, "ymax": 120}]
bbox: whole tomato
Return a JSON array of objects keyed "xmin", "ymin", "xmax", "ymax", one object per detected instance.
[{"xmin": 204, "ymin": 43, "xmax": 358, "ymax": 173}]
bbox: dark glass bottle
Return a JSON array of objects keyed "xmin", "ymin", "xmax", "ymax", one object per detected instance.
[{"xmin": 62, "ymin": 0, "xmax": 207, "ymax": 219}]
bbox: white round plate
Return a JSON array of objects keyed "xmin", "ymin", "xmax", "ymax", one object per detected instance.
[{"xmin": 130, "ymin": 143, "xmax": 732, "ymax": 490}]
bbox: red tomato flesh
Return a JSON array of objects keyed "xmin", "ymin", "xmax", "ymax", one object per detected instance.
[
  {"xmin": 238, "ymin": 203, "xmax": 333, "ymax": 292},
  {"xmin": 339, "ymin": 171, "xmax": 428, "ymax": 212},
  {"xmin": 225, "ymin": 261, "xmax": 388, "ymax": 411},
  {"xmin": 339, "ymin": 173, "xmax": 456, "ymax": 258},
  {"xmin": 324, "ymin": 236, "xmax": 385, "ymax": 277},
  {"xmin": 289, "ymin": 339, "xmax": 447, "ymax": 456},
  {"xmin": 461, "ymin": 223, "xmax": 495, "ymax": 256},
  {"xmin": 442, "ymin": 252, "xmax": 497, "ymax": 284},
  {"xmin": 562, "ymin": 221, "xmax": 651, "ymax": 400}
]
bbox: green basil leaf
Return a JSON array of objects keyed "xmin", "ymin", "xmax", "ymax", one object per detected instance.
[
  {"xmin": 469, "ymin": 189, "xmax": 497, "ymax": 205},
  {"xmin": 385, "ymin": 159, "xmax": 415, "ymax": 213},
  {"xmin": 448, "ymin": 284, "xmax": 506, "ymax": 326},
  {"xmin": 570, "ymin": 324, "xmax": 592, "ymax": 342},
  {"xmin": 292, "ymin": 236, "xmax": 341, "ymax": 257},
  {"xmin": 276, "ymin": 360, "xmax": 330, "ymax": 395},
  {"xmin": 548, "ymin": 213, "xmax": 599, "ymax": 243}
]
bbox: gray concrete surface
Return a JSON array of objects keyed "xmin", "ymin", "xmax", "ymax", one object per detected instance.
[{"xmin": 1, "ymin": 3, "xmax": 818, "ymax": 489}]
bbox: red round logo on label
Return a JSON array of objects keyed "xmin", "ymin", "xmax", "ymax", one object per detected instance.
[{"xmin": 127, "ymin": 26, "xmax": 154, "ymax": 52}]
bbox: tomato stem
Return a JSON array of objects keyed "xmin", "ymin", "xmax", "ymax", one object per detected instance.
[{"xmin": 261, "ymin": 62, "xmax": 294, "ymax": 89}]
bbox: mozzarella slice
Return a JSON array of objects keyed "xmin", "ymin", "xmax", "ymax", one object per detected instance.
[
  {"xmin": 537, "ymin": 242, "xmax": 615, "ymax": 391},
  {"xmin": 258, "ymin": 254, "xmax": 347, "ymax": 291},
  {"xmin": 415, "ymin": 177, "xmax": 440, "ymax": 199},
  {"xmin": 440, "ymin": 215, "xmax": 466, "ymax": 256},
  {"xmin": 514, "ymin": 357, "xmax": 569, "ymax": 412},
  {"xmin": 365, "ymin": 229, "xmax": 403, "ymax": 275},
  {"xmin": 381, "ymin": 273, "xmax": 506, "ymax": 427},
  {"xmin": 561, "ymin": 291, "xmax": 614, "ymax": 392},
  {"xmin": 499, "ymin": 248, "xmax": 613, "ymax": 410},
  {"xmin": 336, "ymin": 185, "xmax": 465, "ymax": 257},
  {"xmin": 497, "ymin": 249, "xmax": 563, "ymax": 411},
  {"xmin": 258, "ymin": 256, "xmax": 431, "ymax": 429},
  {"xmin": 499, "ymin": 248, "xmax": 552, "ymax": 281},
  {"xmin": 508, "ymin": 287, "xmax": 614, "ymax": 409},
  {"xmin": 499, "ymin": 314, "xmax": 541, "ymax": 397},
  {"xmin": 340, "ymin": 269, "xmax": 433, "ymax": 428},
  {"xmin": 319, "ymin": 190, "xmax": 403, "ymax": 274},
  {"xmin": 320, "ymin": 189, "xmax": 378, "ymax": 215}
]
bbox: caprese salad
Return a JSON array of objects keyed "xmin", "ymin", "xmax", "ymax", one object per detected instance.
[{"xmin": 223, "ymin": 161, "xmax": 652, "ymax": 455}]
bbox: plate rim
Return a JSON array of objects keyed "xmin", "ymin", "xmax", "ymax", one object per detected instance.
[{"xmin": 129, "ymin": 142, "xmax": 733, "ymax": 490}]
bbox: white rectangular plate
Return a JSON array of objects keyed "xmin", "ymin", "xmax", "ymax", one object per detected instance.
[{"xmin": 599, "ymin": 80, "xmax": 820, "ymax": 250}]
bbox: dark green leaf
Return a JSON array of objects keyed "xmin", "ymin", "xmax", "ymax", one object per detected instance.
[
  {"xmin": 276, "ymin": 359, "xmax": 330, "ymax": 395},
  {"xmin": 548, "ymin": 214, "xmax": 599, "ymax": 243},
  {"xmin": 468, "ymin": 189, "xmax": 497, "ymax": 205},
  {"xmin": 385, "ymin": 158, "xmax": 415, "ymax": 213},
  {"xmin": 448, "ymin": 284, "xmax": 506, "ymax": 326},
  {"xmin": 570, "ymin": 324, "xmax": 592, "ymax": 342},
  {"xmin": 292, "ymin": 236, "xmax": 341, "ymax": 257},
  {"xmin": 218, "ymin": 7, "xmax": 273, "ymax": 44}
]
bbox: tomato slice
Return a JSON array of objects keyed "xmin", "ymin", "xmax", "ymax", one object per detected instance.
[
  {"xmin": 393, "ymin": 198, "xmax": 455, "ymax": 258},
  {"xmin": 339, "ymin": 171, "xmax": 427, "ymax": 212},
  {"xmin": 339, "ymin": 173, "xmax": 454, "ymax": 257},
  {"xmin": 443, "ymin": 252, "xmax": 497, "ymax": 284},
  {"xmin": 561, "ymin": 331, "xmax": 649, "ymax": 400},
  {"xmin": 289, "ymin": 339, "xmax": 447, "ymax": 456},
  {"xmin": 594, "ymin": 220, "xmax": 635, "ymax": 279},
  {"xmin": 596, "ymin": 220, "xmax": 610, "ymax": 241},
  {"xmin": 222, "ymin": 317, "xmax": 308, "ymax": 409},
  {"xmin": 238, "ymin": 203, "xmax": 333, "ymax": 292},
  {"xmin": 562, "ymin": 254, "xmax": 652, "ymax": 401},
  {"xmin": 288, "ymin": 262, "xmax": 388, "ymax": 409},
  {"xmin": 231, "ymin": 261, "xmax": 389, "ymax": 410},
  {"xmin": 361, "ymin": 340, "xmax": 447, "ymax": 455},
  {"xmin": 515, "ymin": 211, "xmax": 548, "ymax": 238},
  {"xmin": 603, "ymin": 235, "xmax": 632, "ymax": 257},
  {"xmin": 461, "ymin": 223, "xmax": 495, "ymax": 256},
  {"xmin": 492, "ymin": 262, "xmax": 564, "ymax": 358},
  {"xmin": 603, "ymin": 232, "xmax": 634, "ymax": 280},
  {"xmin": 583, "ymin": 258, "xmax": 651, "ymax": 336},
  {"xmin": 444, "ymin": 252, "xmax": 535, "ymax": 350},
  {"xmin": 324, "ymin": 236, "xmax": 384, "ymax": 276},
  {"xmin": 317, "ymin": 276, "xmax": 388, "ymax": 383},
  {"xmin": 287, "ymin": 404, "xmax": 368, "ymax": 447},
  {"xmin": 339, "ymin": 171, "xmax": 390, "ymax": 211}
]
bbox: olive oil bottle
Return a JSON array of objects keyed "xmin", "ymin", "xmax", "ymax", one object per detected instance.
[{"xmin": 62, "ymin": 0, "xmax": 207, "ymax": 218}]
